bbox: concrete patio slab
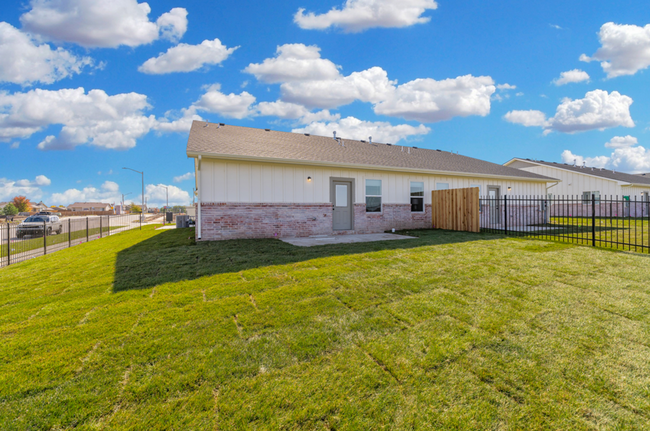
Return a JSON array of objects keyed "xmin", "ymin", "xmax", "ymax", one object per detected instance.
[
  {"xmin": 280, "ymin": 233, "xmax": 416, "ymax": 247},
  {"xmin": 156, "ymin": 225, "xmax": 177, "ymax": 230}
]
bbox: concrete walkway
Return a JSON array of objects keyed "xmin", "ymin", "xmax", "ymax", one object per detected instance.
[{"xmin": 281, "ymin": 233, "xmax": 416, "ymax": 247}]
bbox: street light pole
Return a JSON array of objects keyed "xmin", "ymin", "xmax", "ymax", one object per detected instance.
[
  {"xmin": 162, "ymin": 185, "xmax": 169, "ymax": 211},
  {"xmin": 122, "ymin": 167, "xmax": 144, "ymax": 230}
]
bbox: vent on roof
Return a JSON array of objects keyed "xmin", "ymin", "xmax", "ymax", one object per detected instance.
[
  {"xmin": 203, "ymin": 123, "xmax": 209, "ymax": 128},
  {"xmin": 369, "ymin": 136, "xmax": 372, "ymax": 144},
  {"xmin": 436, "ymin": 149, "xmax": 441, "ymax": 152},
  {"xmin": 333, "ymin": 131, "xmax": 337, "ymax": 140},
  {"xmin": 265, "ymin": 128, "xmax": 270, "ymax": 132},
  {"xmin": 219, "ymin": 123, "xmax": 225, "ymax": 126},
  {"xmin": 413, "ymin": 146, "xmax": 418, "ymax": 149},
  {"xmin": 304, "ymin": 133, "xmax": 310, "ymax": 136},
  {"xmin": 386, "ymin": 143, "xmax": 392, "ymax": 146},
  {"xmin": 360, "ymin": 140, "xmax": 366, "ymax": 143}
]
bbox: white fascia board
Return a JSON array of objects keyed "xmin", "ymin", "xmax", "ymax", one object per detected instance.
[
  {"xmin": 505, "ymin": 158, "xmax": 625, "ymax": 184},
  {"xmin": 187, "ymin": 151, "xmax": 555, "ymax": 183}
]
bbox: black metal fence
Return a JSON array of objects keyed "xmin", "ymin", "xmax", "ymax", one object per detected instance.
[
  {"xmin": 1, "ymin": 214, "xmax": 161, "ymax": 268},
  {"xmin": 479, "ymin": 194, "xmax": 650, "ymax": 253}
]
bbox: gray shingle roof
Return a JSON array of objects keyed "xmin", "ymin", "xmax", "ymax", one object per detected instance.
[
  {"xmin": 511, "ymin": 159, "xmax": 650, "ymax": 186},
  {"xmin": 186, "ymin": 121, "xmax": 555, "ymax": 182}
]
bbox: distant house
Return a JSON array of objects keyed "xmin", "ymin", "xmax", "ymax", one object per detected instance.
[
  {"xmin": 504, "ymin": 158, "xmax": 650, "ymax": 200},
  {"xmin": 67, "ymin": 202, "xmax": 112, "ymax": 212},
  {"xmin": 31, "ymin": 201, "xmax": 49, "ymax": 212},
  {"xmin": 0, "ymin": 202, "xmax": 9, "ymax": 211},
  {"xmin": 187, "ymin": 121, "xmax": 556, "ymax": 241}
]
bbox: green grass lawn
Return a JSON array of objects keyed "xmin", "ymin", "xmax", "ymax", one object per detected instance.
[
  {"xmin": 506, "ymin": 217, "xmax": 650, "ymax": 253},
  {"xmin": 2, "ymin": 226, "xmax": 650, "ymax": 429}
]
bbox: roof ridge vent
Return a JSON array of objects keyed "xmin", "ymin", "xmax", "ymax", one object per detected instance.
[
  {"xmin": 304, "ymin": 133, "xmax": 310, "ymax": 136},
  {"xmin": 360, "ymin": 140, "xmax": 366, "ymax": 143},
  {"xmin": 219, "ymin": 123, "xmax": 225, "ymax": 126},
  {"xmin": 369, "ymin": 136, "xmax": 372, "ymax": 144},
  {"xmin": 333, "ymin": 131, "xmax": 337, "ymax": 140}
]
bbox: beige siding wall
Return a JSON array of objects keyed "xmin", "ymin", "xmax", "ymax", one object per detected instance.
[
  {"xmin": 199, "ymin": 159, "xmax": 547, "ymax": 204},
  {"xmin": 515, "ymin": 164, "xmax": 622, "ymax": 197},
  {"xmin": 624, "ymin": 186, "xmax": 650, "ymax": 197}
]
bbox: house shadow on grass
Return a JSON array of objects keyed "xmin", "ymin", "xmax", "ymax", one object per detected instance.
[{"xmin": 112, "ymin": 228, "xmax": 504, "ymax": 292}]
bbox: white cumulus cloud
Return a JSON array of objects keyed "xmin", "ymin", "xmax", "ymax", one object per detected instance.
[
  {"xmin": 0, "ymin": 22, "xmax": 93, "ymax": 85},
  {"xmin": 244, "ymin": 44, "xmax": 341, "ymax": 83},
  {"xmin": 294, "ymin": 0, "xmax": 438, "ymax": 32},
  {"xmin": 173, "ymin": 172, "xmax": 194, "ymax": 183},
  {"xmin": 374, "ymin": 75, "xmax": 495, "ymax": 122},
  {"xmin": 504, "ymin": 110, "xmax": 548, "ymax": 127},
  {"xmin": 20, "ymin": 0, "xmax": 188, "ymax": 48},
  {"xmin": 256, "ymin": 100, "xmax": 341, "ymax": 124},
  {"xmin": 581, "ymin": 22, "xmax": 650, "ymax": 78},
  {"xmin": 245, "ymin": 43, "xmax": 496, "ymax": 123},
  {"xmin": 145, "ymin": 184, "xmax": 190, "ymax": 206},
  {"xmin": 292, "ymin": 116, "xmax": 430, "ymax": 144},
  {"xmin": 553, "ymin": 69, "xmax": 590, "ymax": 86},
  {"xmin": 193, "ymin": 84, "xmax": 256, "ymax": 119},
  {"xmin": 505, "ymin": 90, "xmax": 634, "ymax": 134},
  {"xmin": 605, "ymin": 135, "xmax": 638, "ymax": 149},
  {"xmin": 560, "ymin": 136, "xmax": 650, "ymax": 174},
  {"xmin": 0, "ymin": 175, "xmax": 51, "ymax": 201},
  {"xmin": 139, "ymin": 38, "xmax": 238, "ymax": 74},
  {"xmin": 50, "ymin": 180, "xmax": 121, "ymax": 206},
  {"xmin": 0, "ymin": 87, "xmax": 156, "ymax": 150},
  {"xmin": 154, "ymin": 107, "xmax": 203, "ymax": 133}
]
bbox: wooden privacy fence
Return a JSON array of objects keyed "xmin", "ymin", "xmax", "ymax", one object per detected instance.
[{"xmin": 431, "ymin": 187, "xmax": 480, "ymax": 232}]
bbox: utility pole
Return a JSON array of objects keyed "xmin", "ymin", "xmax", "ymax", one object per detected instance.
[{"xmin": 162, "ymin": 185, "xmax": 169, "ymax": 211}]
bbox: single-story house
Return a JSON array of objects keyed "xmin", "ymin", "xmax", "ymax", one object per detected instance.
[
  {"xmin": 187, "ymin": 122, "xmax": 557, "ymax": 241},
  {"xmin": 68, "ymin": 202, "xmax": 112, "ymax": 212},
  {"xmin": 0, "ymin": 202, "xmax": 9, "ymax": 210},
  {"xmin": 504, "ymin": 158, "xmax": 650, "ymax": 217},
  {"xmin": 31, "ymin": 201, "xmax": 49, "ymax": 212},
  {"xmin": 504, "ymin": 158, "xmax": 650, "ymax": 200}
]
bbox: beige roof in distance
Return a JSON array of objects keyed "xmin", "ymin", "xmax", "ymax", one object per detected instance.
[{"xmin": 187, "ymin": 121, "xmax": 555, "ymax": 182}]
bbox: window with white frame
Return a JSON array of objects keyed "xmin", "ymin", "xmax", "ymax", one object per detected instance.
[
  {"xmin": 410, "ymin": 182, "xmax": 424, "ymax": 212},
  {"xmin": 436, "ymin": 182, "xmax": 449, "ymax": 190},
  {"xmin": 365, "ymin": 179, "xmax": 382, "ymax": 212},
  {"xmin": 582, "ymin": 191, "xmax": 600, "ymax": 204}
]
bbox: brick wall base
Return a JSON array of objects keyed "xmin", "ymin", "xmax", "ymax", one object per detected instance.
[{"xmin": 198, "ymin": 202, "xmax": 432, "ymax": 241}]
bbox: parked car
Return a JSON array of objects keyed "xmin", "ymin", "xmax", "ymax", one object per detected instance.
[{"xmin": 16, "ymin": 215, "xmax": 63, "ymax": 238}]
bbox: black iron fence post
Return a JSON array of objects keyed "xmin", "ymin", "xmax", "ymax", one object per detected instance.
[
  {"xmin": 504, "ymin": 195, "xmax": 508, "ymax": 235},
  {"xmin": 86, "ymin": 217, "xmax": 89, "ymax": 242},
  {"xmin": 43, "ymin": 221, "xmax": 47, "ymax": 255},
  {"xmin": 592, "ymin": 194, "xmax": 596, "ymax": 247},
  {"xmin": 6, "ymin": 223, "xmax": 10, "ymax": 266},
  {"xmin": 68, "ymin": 218, "xmax": 71, "ymax": 248}
]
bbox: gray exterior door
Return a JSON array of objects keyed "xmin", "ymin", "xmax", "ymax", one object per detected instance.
[
  {"xmin": 488, "ymin": 186, "xmax": 500, "ymax": 224},
  {"xmin": 332, "ymin": 181, "xmax": 352, "ymax": 230}
]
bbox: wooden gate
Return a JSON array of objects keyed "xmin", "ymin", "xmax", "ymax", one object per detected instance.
[{"xmin": 431, "ymin": 187, "xmax": 480, "ymax": 233}]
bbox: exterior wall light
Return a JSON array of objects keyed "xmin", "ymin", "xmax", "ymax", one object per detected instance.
[
  {"xmin": 307, "ymin": 176, "xmax": 312, "ymax": 182},
  {"xmin": 507, "ymin": 187, "xmax": 512, "ymax": 192}
]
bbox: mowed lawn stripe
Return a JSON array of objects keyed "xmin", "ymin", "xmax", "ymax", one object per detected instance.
[{"xmin": 1, "ymin": 225, "xmax": 650, "ymax": 429}]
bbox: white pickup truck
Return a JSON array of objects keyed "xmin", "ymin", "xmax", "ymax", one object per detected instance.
[{"xmin": 16, "ymin": 215, "xmax": 63, "ymax": 238}]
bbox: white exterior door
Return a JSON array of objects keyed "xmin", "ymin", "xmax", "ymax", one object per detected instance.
[{"xmin": 488, "ymin": 186, "xmax": 500, "ymax": 224}]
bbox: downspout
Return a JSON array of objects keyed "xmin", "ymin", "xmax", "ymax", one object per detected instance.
[
  {"xmin": 197, "ymin": 155, "xmax": 202, "ymax": 240},
  {"xmin": 546, "ymin": 182, "xmax": 559, "ymax": 194}
]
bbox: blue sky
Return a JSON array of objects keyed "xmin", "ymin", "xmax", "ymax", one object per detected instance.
[{"xmin": 2, "ymin": 0, "xmax": 650, "ymax": 206}]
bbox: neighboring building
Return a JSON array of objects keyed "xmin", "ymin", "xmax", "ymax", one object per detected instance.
[
  {"xmin": 32, "ymin": 201, "xmax": 48, "ymax": 212},
  {"xmin": 187, "ymin": 122, "xmax": 556, "ymax": 241},
  {"xmin": 504, "ymin": 158, "xmax": 650, "ymax": 199},
  {"xmin": 67, "ymin": 202, "xmax": 112, "ymax": 212},
  {"xmin": 0, "ymin": 202, "xmax": 9, "ymax": 211}
]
